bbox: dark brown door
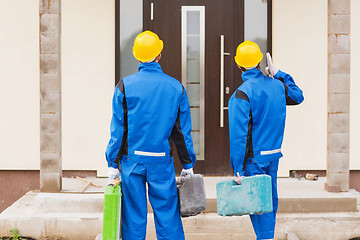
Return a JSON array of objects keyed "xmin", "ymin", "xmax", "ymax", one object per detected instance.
[{"xmin": 144, "ymin": 0, "xmax": 244, "ymax": 175}]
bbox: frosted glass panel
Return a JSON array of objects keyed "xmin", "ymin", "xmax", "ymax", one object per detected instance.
[
  {"xmin": 182, "ymin": 6, "xmax": 204, "ymax": 160},
  {"xmin": 187, "ymin": 11, "xmax": 200, "ymax": 35},
  {"xmin": 186, "ymin": 59, "xmax": 200, "ymax": 83},
  {"xmin": 187, "ymin": 84, "xmax": 200, "ymax": 106},
  {"xmin": 120, "ymin": 0, "xmax": 143, "ymax": 79},
  {"xmin": 190, "ymin": 108, "xmax": 200, "ymax": 131},
  {"xmin": 187, "ymin": 36, "xmax": 200, "ymax": 59},
  {"xmin": 245, "ymin": 0, "xmax": 267, "ymax": 71},
  {"xmin": 191, "ymin": 132, "xmax": 200, "ymax": 155}
]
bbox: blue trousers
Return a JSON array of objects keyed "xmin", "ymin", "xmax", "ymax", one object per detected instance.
[
  {"xmin": 244, "ymin": 158, "xmax": 279, "ymax": 240},
  {"xmin": 120, "ymin": 157, "xmax": 185, "ymax": 240}
]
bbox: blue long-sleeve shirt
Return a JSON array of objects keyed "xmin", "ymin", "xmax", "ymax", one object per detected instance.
[
  {"xmin": 106, "ymin": 62, "xmax": 196, "ymax": 169},
  {"xmin": 228, "ymin": 68, "xmax": 304, "ymax": 176}
]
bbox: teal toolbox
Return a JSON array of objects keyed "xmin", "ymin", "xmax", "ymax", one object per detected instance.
[{"xmin": 216, "ymin": 175, "xmax": 272, "ymax": 216}]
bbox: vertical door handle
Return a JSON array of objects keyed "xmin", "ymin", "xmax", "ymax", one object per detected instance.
[
  {"xmin": 220, "ymin": 35, "xmax": 230, "ymax": 128},
  {"xmin": 151, "ymin": 2, "xmax": 154, "ymax": 20}
]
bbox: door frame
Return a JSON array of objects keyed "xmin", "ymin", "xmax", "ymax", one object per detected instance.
[{"xmin": 114, "ymin": 0, "xmax": 273, "ymax": 175}]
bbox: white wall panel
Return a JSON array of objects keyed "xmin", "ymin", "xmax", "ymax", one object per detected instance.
[
  {"xmin": 62, "ymin": 0, "xmax": 115, "ymax": 176},
  {"xmin": 0, "ymin": 0, "xmax": 40, "ymax": 169},
  {"xmin": 273, "ymin": 0, "xmax": 328, "ymax": 176}
]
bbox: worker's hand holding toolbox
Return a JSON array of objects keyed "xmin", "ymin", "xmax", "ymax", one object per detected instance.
[
  {"xmin": 177, "ymin": 174, "xmax": 207, "ymax": 217},
  {"xmin": 216, "ymin": 175, "xmax": 273, "ymax": 216}
]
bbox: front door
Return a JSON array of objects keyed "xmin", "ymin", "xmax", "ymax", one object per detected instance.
[{"xmin": 144, "ymin": 0, "xmax": 244, "ymax": 175}]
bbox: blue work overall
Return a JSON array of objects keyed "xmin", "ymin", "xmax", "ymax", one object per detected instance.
[
  {"xmin": 228, "ymin": 68, "xmax": 304, "ymax": 239},
  {"xmin": 106, "ymin": 62, "xmax": 196, "ymax": 240}
]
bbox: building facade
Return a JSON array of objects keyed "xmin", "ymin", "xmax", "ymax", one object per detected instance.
[{"xmin": 0, "ymin": 0, "xmax": 359, "ymax": 206}]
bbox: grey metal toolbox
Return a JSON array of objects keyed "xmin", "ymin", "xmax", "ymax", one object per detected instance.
[{"xmin": 177, "ymin": 174, "xmax": 207, "ymax": 217}]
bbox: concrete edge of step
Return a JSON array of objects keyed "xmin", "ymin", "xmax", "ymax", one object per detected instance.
[{"xmin": 2, "ymin": 212, "xmax": 360, "ymax": 240}]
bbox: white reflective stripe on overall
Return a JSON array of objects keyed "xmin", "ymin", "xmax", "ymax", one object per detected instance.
[
  {"xmin": 134, "ymin": 150, "xmax": 166, "ymax": 157},
  {"xmin": 260, "ymin": 148, "xmax": 281, "ymax": 155}
]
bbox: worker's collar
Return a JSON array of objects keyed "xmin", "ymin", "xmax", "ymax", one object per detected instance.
[
  {"xmin": 138, "ymin": 62, "xmax": 163, "ymax": 73},
  {"xmin": 241, "ymin": 68, "xmax": 263, "ymax": 82}
]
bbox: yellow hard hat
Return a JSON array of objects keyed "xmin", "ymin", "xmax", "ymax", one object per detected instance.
[
  {"xmin": 234, "ymin": 41, "xmax": 263, "ymax": 68},
  {"xmin": 133, "ymin": 30, "xmax": 164, "ymax": 62}
]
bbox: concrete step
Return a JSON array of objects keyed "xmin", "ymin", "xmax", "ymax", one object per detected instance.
[
  {"xmin": 29, "ymin": 189, "xmax": 359, "ymax": 215},
  {"xmin": 0, "ymin": 192, "xmax": 102, "ymax": 240},
  {"xmin": 1, "ymin": 177, "xmax": 360, "ymax": 239},
  {"xmin": 1, "ymin": 191, "xmax": 360, "ymax": 240},
  {"xmin": 35, "ymin": 192, "xmax": 103, "ymax": 213},
  {"xmin": 59, "ymin": 177, "xmax": 359, "ymax": 214},
  {"xmin": 32, "ymin": 191, "xmax": 360, "ymax": 215},
  {"xmin": 147, "ymin": 213, "xmax": 360, "ymax": 240}
]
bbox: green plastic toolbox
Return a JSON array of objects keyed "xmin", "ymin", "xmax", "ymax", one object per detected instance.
[{"xmin": 102, "ymin": 181, "xmax": 122, "ymax": 240}]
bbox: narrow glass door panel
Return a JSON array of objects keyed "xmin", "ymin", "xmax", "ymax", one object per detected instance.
[
  {"xmin": 181, "ymin": 6, "xmax": 205, "ymax": 160},
  {"xmin": 245, "ymin": 0, "xmax": 267, "ymax": 71}
]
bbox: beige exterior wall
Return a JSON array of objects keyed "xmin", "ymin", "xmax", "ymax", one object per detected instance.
[
  {"xmin": 273, "ymin": 0, "xmax": 328, "ymax": 176},
  {"xmin": 61, "ymin": 0, "xmax": 115, "ymax": 176},
  {"xmin": 0, "ymin": 1, "xmax": 114, "ymax": 176},
  {"xmin": 350, "ymin": 0, "xmax": 360, "ymax": 170},
  {"xmin": 0, "ymin": 0, "xmax": 40, "ymax": 170},
  {"xmin": 273, "ymin": 0, "xmax": 360, "ymax": 174}
]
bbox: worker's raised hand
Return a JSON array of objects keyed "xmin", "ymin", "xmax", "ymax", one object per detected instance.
[
  {"xmin": 108, "ymin": 167, "xmax": 120, "ymax": 181},
  {"xmin": 180, "ymin": 168, "xmax": 194, "ymax": 178},
  {"xmin": 265, "ymin": 52, "xmax": 278, "ymax": 77},
  {"xmin": 265, "ymin": 67, "xmax": 271, "ymax": 77}
]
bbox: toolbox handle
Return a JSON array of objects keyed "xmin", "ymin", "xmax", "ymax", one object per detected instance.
[
  {"xmin": 231, "ymin": 179, "xmax": 241, "ymax": 188},
  {"xmin": 230, "ymin": 178, "xmax": 248, "ymax": 188},
  {"xmin": 108, "ymin": 178, "xmax": 121, "ymax": 187}
]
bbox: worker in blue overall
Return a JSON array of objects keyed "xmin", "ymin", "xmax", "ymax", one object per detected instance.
[
  {"xmin": 228, "ymin": 41, "xmax": 304, "ymax": 240},
  {"xmin": 105, "ymin": 30, "xmax": 196, "ymax": 240}
]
